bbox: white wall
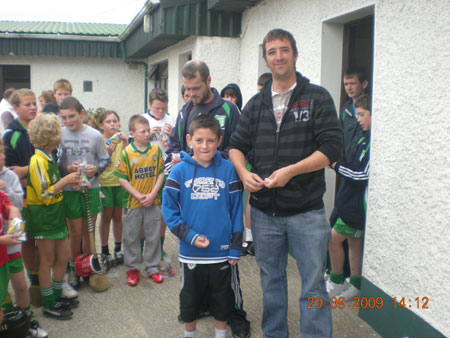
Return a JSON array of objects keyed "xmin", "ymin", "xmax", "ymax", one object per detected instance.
[
  {"xmin": 0, "ymin": 56, "xmax": 144, "ymax": 131},
  {"xmin": 240, "ymin": 0, "xmax": 450, "ymax": 335}
]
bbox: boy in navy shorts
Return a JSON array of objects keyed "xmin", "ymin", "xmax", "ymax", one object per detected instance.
[{"xmin": 163, "ymin": 114, "xmax": 243, "ymax": 338}]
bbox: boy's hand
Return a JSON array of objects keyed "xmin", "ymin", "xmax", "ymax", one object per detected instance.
[
  {"xmin": 163, "ymin": 123, "xmax": 173, "ymax": 136},
  {"xmin": 171, "ymin": 153, "xmax": 181, "ymax": 166},
  {"xmin": 194, "ymin": 235, "xmax": 209, "ymax": 248},
  {"xmin": 107, "ymin": 143, "xmax": 117, "ymax": 156},
  {"xmin": 64, "ymin": 171, "xmax": 81, "ymax": 185},
  {"xmin": 0, "ymin": 179, "xmax": 5, "ymax": 189},
  {"xmin": 150, "ymin": 126, "xmax": 162, "ymax": 138},
  {"xmin": 228, "ymin": 259, "xmax": 238, "ymax": 266},
  {"xmin": 84, "ymin": 165, "xmax": 98, "ymax": 178},
  {"xmin": 141, "ymin": 193, "xmax": 156, "ymax": 208},
  {"xmin": 68, "ymin": 162, "xmax": 80, "ymax": 173},
  {"xmin": 0, "ymin": 234, "xmax": 21, "ymax": 246},
  {"xmin": 8, "ymin": 166, "xmax": 28, "ymax": 179}
]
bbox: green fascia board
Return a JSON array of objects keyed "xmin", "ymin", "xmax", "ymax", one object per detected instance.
[
  {"xmin": 359, "ymin": 277, "xmax": 445, "ymax": 338},
  {"xmin": 0, "ymin": 21, "xmax": 126, "ymax": 37},
  {"xmin": 0, "ymin": 38, "xmax": 122, "ymax": 58},
  {"xmin": 207, "ymin": 0, "xmax": 262, "ymax": 13},
  {"xmin": 123, "ymin": 0, "xmax": 241, "ymax": 58}
]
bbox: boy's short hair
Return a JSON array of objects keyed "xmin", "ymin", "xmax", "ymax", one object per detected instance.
[
  {"xmin": 59, "ymin": 97, "xmax": 82, "ymax": 113},
  {"xmin": 128, "ymin": 114, "xmax": 149, "ymax": 132},
  {"xmin": 223, "ymin": 88, "xmax": 238, "ymax": 98},
  {"xmin": 263, "ymin": 29, "xmax": 298, "ymax": 58},
  {"xmin": 354, "ymin": 95, "xmax": 371, "ymax": 113},
  {"xmin": 83, "ymin": 114, "xmax": 98, "ymax": 129},
  {"xmin": 258, "ymin": 73, "xmax": 272, "ymax": 87},
  {"xmin": 3, "ymin": 88, "xmax": 16, "ymax": 100},
  {"xmin": 182, "ymin": 60, "xmax": 210, "ymax": 82},
  {"xmin": 11, "ymin": 89, "xmax": 35, "ymax": 107},
  {"xmin": 149, "ymin": 88, "xmax": 168, "ymax": 104},
  {"xmin": 188, "ymin": 115, "xmax": 221, "ymax": 139},
  {"xmin": 28, "ymin": 113, "xmax": 62, "ymax": 149},
  {"xmin": 53, "ymin": 79, "xmax": 73, "ymax": 94},
  {"xmin": 344, "ymin": 67, "xmax": 368, "ymax": 84}
]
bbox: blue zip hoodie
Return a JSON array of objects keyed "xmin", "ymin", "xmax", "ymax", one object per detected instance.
[{"xmin": 162, "ymin": 150, "xmax": 243, "ymax": 263}]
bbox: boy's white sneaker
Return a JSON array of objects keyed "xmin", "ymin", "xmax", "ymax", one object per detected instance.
[
  {"xmin": 62, "ymin": 279, "xmax": 78, "ymax": 299},
  {"xmin": 326, "ymin": 279, "xmax": 349, "ymax": 298},
  {"xmin": 338, "ymin": 284, "xmax": 360, "ymax": 301}
]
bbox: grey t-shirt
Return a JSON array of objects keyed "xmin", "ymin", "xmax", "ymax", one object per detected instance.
[
  {"xmin": 59, "ymin": 125, "xmax": 109, "ymax": 190},
  {"xmin": 272, "ymin": 83, "xmax": 296, "ymax": 131}
]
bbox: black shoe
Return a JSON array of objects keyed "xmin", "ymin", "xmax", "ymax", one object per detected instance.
[
  {"xmin": 58, "ymin": 296, "xmax": 80, "ymax": 309},
  {"xmin": 232, "ymin": 327, "xmax": 251, "ymax": 338},
  {"xmin": 42, "ymin": 303, "xmax": 73, "ymax": 320},
  {"xmin": 246, "ymin": 242, "xmax": 255, "ymax": 256},
  {"xmin": 241, "ymin": 241, "xmax": 253, "ymax": 256},
  {"xmin": 178, "ymin": 314, "xmax": 184, "ymax": 324}
]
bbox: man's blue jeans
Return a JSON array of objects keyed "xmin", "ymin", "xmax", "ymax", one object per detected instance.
[{"xmin": 251, "ymin": 207, "xmax": 332, "ymax": 338}]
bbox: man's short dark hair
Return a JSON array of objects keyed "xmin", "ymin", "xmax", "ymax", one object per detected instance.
[
  {"xmin": 128, "ymin": 114, "xmax": 149, "ymax": 132},
  {"xmin": 149, "ymin": 88, "xmax": 168, "ymax": 104},
  {"xmin": 344, "ymin": 67, "xmax": 368, "ymax": 84},
  {"xmin": 59, "ymin": 96, "xmax": 82, "ymax": 113},
  {"xmin": 188, "ymin": 114, "xmax": 221, "ymax": 139},
  {"xmin": 354, "ymin": 95, "xmax": 371, "ymax": 113},
  {"xmin": 182, "ymin": 60, "xmax": 210, "ymax": 82},
  {"xmin": 263, "ymin": 29, "xmax": 298, "ymax": 58}
]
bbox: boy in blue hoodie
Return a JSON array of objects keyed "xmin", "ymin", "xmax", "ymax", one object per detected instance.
[{"xmin": 163, "ymin": 114, "xmax": 243, "ymax": 338}]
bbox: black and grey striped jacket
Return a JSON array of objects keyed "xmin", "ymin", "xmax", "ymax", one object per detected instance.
[{"xmin": 230, "ymin": 72, "xmax": 343, "ymax": 216}]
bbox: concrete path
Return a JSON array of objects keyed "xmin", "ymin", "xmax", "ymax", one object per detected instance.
[{"xmin": 25, "ymin": 231, "xmax": 380, "ymax": 338}]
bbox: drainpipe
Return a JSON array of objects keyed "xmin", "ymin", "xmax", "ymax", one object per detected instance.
[{"xmin": 121, "ymin": 41, "xmax": 148, "ymax": 113}]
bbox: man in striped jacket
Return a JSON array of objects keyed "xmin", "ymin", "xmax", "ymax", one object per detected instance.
[{"xmin": 229, "ymin": 29, "xmax": 343, "ymax": 338}]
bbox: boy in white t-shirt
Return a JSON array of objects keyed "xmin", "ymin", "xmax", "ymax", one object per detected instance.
[{"xmin": 142, "ymin": 88, "xmax": 174, "ymax": 263}]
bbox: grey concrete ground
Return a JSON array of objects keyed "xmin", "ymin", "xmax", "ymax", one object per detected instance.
[{"xmin": 20, "ymin": 230, "xmax": 380, "ymax": 338}]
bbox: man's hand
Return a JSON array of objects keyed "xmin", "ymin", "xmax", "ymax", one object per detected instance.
[
  {"xmin": 264, "ymin": 166, "xmax": 295, "ymax": 189},
  {"xmin": 194, "ymin": 235, "xmax": 209, "ymax": 248},
  {"xmin": 241, "ymin": 171, "xmax": 265, "ymax": 192}
]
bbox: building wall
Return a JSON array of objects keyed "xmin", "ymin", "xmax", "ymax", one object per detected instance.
[
  {"xmin": 240, "ymin": 0, "xmax": 450, "ymax": 335},
  {"xmin": 0, "ymin": 56, "xmax": 144, "ymax": 130}
]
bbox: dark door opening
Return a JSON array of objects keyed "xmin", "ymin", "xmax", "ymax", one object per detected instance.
[{"xmin": 0, "ymin": 65, "xmax": 30, "ymax": 98}]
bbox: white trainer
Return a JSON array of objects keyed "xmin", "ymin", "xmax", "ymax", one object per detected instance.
[
  {"xmin": 338, "ymin": 284, "xmax": 360, "ymax": 301},
  {"xmin": 29, "ymin": 320, "xmax": 49, "ymax": 338},
  {"xmin": 326, "ymin": 279, "xmax": 349, "ymax": 298},
  {"xmin": 62, "ymin": 279, "xmax": 78, "ymax": 299}
]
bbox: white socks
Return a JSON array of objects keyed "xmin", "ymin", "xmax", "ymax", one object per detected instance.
[
  {"xmin": 245, "ymin": 227, "xmax": 253, "ymax": 242},
  {"xmin": 184, "ymin": 328, "xmax": 196, "ymax": 337},
  {"xmin": 215, "ymin": 328, "xmax": 227, "ymax": 338}
]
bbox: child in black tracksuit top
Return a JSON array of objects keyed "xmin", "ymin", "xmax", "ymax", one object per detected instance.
[{"xmin": 327, "ymin": 95, "xmax": 371, "ymax": 301}]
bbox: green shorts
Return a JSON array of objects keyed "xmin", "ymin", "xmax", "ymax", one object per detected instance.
[
  {"xmin": 0, "ymin": 264, "xmax": 10, "ymax": 304},
  {"xmin": 333, "ymin": 217, "xmax": 364, "ymax": 238},
  {"xmin": 64, "ymin": 188, "xmax": 103, "ymax": 219},
  {"xmin": 101, "ymin": 186, "xmax": 125, "ymax": 208},
  {"xmin": 7, "ymin": 257, "xmax": 24, "ymax": 274}
]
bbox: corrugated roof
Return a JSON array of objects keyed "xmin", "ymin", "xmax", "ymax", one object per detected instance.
[{"xmin": 0, "ymin": 21, "xmax": 127, "ymax": 37}]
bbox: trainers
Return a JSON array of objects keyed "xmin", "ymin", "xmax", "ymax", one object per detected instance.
[
  {"xmin": 68, "ymin": 271, "xmax": 80, "ymax": 289},
  {"xmin": 62, "ymin": 280, "xmax": 78, "ymax": 299},
  {"xmin": 58, "ymin": 296, "xmax": 80, "ymax": 309},
  {"xmin": 246, "ymin": 242, "xmax": 255, "ymax": 256},
  {"xmin": 149, "ymin": 272, "xmax": 164, "ymax": 283},
  {"xmin": 114, "ymin": 250, "xmax": 124, "ymax": 264},
  {"xmin": 127, "ymin": 269, "xmax": 140, "ymax": 286},
  {"xmin": 338, "ymin": 284, "xmax": 360, "ymax": 301},
  {"xmin": 231, "ymin": 327, "xmax": 251, "ymax": 338},
  {"xmin": 241, "ymin": 241, "xmax": 253, "ymax": 256},
  {"xmin": 101, "ymin": 253, "xmax": 113, "ymax": 271},
  {"xmin": 28, "ymin": 320, "xmax": 49, "ymax": 338},
  {"xmin": 42, "ymin": 302, "xmax": 72, "ymax": 320},
  {"xmin": 326, "ymin": 279, "xmax": 349, "ymax": 298}
]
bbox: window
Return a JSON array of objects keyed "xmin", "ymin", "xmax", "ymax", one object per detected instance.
[
  {"xmin": 0, "ymin": 65, "xmax": 30, "ymax": 97},
  {"xmin": 149, "ymin": 61, "xmax": 168, "ymax": 90}
]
